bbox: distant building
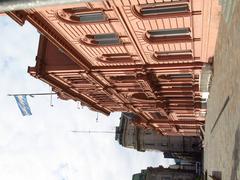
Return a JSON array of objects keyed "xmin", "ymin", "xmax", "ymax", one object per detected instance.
[
  {"xmin": 170, "ymin": 159, "xmax": 201, "ymax": 172},
  {"xmin": 115, "ymin": 113, "xmax": 201, "ymax": 158},
  {"xmin": 169, "ymin": 163, "xmax": 196, "ymax": 172},
  {"xmin": 132, "ymin": 166, "xmax": 196, "ymax": 180},
  {"xmin": 7, "ymin": 0, "xmax": 221, "ymax": 136},
  {"xmin": 163, "ymin": 151, "xmax": 201, "ymax": 161}
]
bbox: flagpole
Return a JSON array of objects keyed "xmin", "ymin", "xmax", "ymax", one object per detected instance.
[
  {"xmin": 7, "ymin": 93, "xmax": 57, "ymax": 97},
  {"xmin": 10, "ymin": 92, "xmax": 58, "ymax": 116}
]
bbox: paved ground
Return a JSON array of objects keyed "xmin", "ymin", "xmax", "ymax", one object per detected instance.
[{"xmin": 204, "ymin": 0, "xmax": 240, "ymax": 179}]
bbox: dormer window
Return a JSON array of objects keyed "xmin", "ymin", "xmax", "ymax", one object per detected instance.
[
  {"xmin": 85, "ymin": 33, "xmax": 122, "ymax": 46},
  {"xmin": 146, "ymin": 28, "xmax": 191, "ymax": 43},
  {"xmin": 154, "ymin": 50, "xmax": 193, "ymax": 61},
  {"xmin": 140, "ymin": 4, "xmax": 189, "ymax": 16}
]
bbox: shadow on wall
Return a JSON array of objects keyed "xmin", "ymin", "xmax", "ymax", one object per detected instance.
[{"xmin": 230, "ymin": 125, "xmax": 240, "ymax": 180}]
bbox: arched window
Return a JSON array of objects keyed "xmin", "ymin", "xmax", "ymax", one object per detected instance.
[
  {"xmin": 153, "ymin": 50, "xmax": 193, "ymax": 61},
  {"xmin": 146, "ymin": 28, "xmax": 191, "ymax": 43},
  {"xmin": 84, "ymin": 33, "xmax": 122, "ymax": 46}
]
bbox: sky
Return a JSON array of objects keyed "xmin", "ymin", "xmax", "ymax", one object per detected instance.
[{"xmin": 0, "ymin": 16, "xmax": 174, "ymax": 180}]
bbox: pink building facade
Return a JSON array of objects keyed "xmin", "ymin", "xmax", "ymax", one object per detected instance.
[{"xmin": 7, "ymin": 0, "xmax": 221, "ymax": 136}]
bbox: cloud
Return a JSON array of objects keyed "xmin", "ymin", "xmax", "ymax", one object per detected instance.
[{"xmin": 0, "ymin": 16, "xmax": 174, "ymax": 180}]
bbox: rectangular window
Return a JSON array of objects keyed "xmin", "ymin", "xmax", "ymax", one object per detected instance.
[
  {"xmin": 141, "ymin": 4, "xmax": 189, "ymax": 16},
  {"xmin": 148, "ymin": 28, "xmax": 190, "ymax": 38},
  {"xmin": 96, "ymin": 39, "xmax": 121, "ymax": 45},
  {"xmin": 150, "ymin": 112, "xmax": 166, "ymax": 120},
  {"xmin": 65, "ymin": 6, "xmax": 107, "ymax": 23},
  {"xmin": 170, "ymin": 84, "xmax": 193, "ymax": 88},
  {"xmin": 72, "ymin": 12, "xmax": 106, "ymax": 22},
  {"xmin": 161, "ymin": 143, "xmax": 168, "ymax": 146},
  {"xmin": 169, "ymin": 73, "xmax": 192, "ymax": 78},
  {"xmin": 155, "ymin": 50, "xmax": 192, "ymax": 57},
  {"xmin": 154, "ymin": 50, "xmax": 193, "ymax": 61},
  {"xmin": 147, "ymin": 28, "xmax": 191, "ymax": 43},
  {"xmin": 110, "ymin": 75, "xmax": 136, "ymax": 81},
  {"xmin": 100, "ymin": 53, "xmax": 132, "ymax": 62},
  {"xmin": 93, "ymin": 33, "xmax": 118, "ymax": 40},
  {"xmin": 87, "ymin": 33, "xmax": 122, "ymax": 46},
  {"xmin": 64, "ymin": 7, "xmax": 89, "ymax": 13},
  {"xmin": 145, "ymin": 143, "xmax": 154, "ymax": 146},
  {"xmin": 145, "ymin": 130, "xmax": 152, "ymax": 135},
  {"xmin": 102, "ymin": 53, "xmax": 131, "ymax": 59}
]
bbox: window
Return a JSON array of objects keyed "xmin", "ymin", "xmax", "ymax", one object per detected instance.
[
  {"xmin": 61, "ymin": 7, "xmax": 107, "ymax": 23},
  {"xmin": 63, "ymin": 7, "xmax": 89, "ymax": 13},
  {"xmin": 146, "ymin": 28, "xmax": 191, "ymax": 42},
  {"xmin": 148, "ymin": 28, "xmax": 190, "ymax": 37},
  {"xmin": 150, "ymin": 112, "xmax": 165, "ymax": 120},
  {"xmin": 145, "ymin": 143, "xmax": 154, "ymax": 146},
  {"xmin": 154, "ymin": 50, "xmax": 193, "ymax": 61},
  {"xmin": 84, "ymin": 33, "xmax": 122, "ymax": 46},
  {"xmin": 99, "ymin": 53, "xmax": 133, "ymax": 63},
  {"xmin": 145, "ymin": 131, "xmax": 151, "ymax": 135},
  {"xmin": 170, "ymin": 84, "xmax": 193, "ymax": 88},
  {"xmin": 169, "ymin": 74, "xmax": 192, "ymax": 79},
  {"xmin": 161, "ymin": 143, "xmax": 168, "ymax": 147},
  {"xmin": 71, "ymin": 12, "xmax": 106, "ymax": 22},
  {"xmin": 110, "ymin": 75, "xmax": 136, "ymax": 81},
  {"xmin": 158, "ymin": 74, "xmax": 192, "ymax": 81},
  {"xmin": 140, "ymin": 4, "xmax": 189, "ymax": 16},
  {"xmin": 132, "ymin": 93, "xmax": 154, "ymax": 101}
]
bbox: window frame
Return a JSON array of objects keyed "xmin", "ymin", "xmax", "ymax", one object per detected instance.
[
  {"xmin": 133, "ymin": 2, "xmax": 191, "ymax": 19},
  {"xmin": 98, "ymin": 53, "xmax": 133, "ymax": 63},
  {"xmin": 153, "ymin": 50, "xmax": 193, "ymax": 61},
  {"xmin": 70, "ymin": 11, "xmax": 107, "ymax": 23},
  {"xmin": 146, "ymin": 28, "xmax": 191, "ymax": 43},
  {"xmin": 58, "ymin": 7, "xmax": 108, "ymax": 24},
  {"xmin": 83, "ymin": 33, "xmax": 122, "ymax": 46},
  {"xmin": 168, "ymin": 73, "xmax": 193, "ymax": 79}
]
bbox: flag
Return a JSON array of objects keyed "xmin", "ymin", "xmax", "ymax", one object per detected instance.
[{"xmin": 14, "ymin": 95, "xmax": 32, "ymax": 116}]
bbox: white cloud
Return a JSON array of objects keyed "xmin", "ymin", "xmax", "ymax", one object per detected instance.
[{"xmin": 0, "ymin": 16, "xmax": 174, "ymax": 180}]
